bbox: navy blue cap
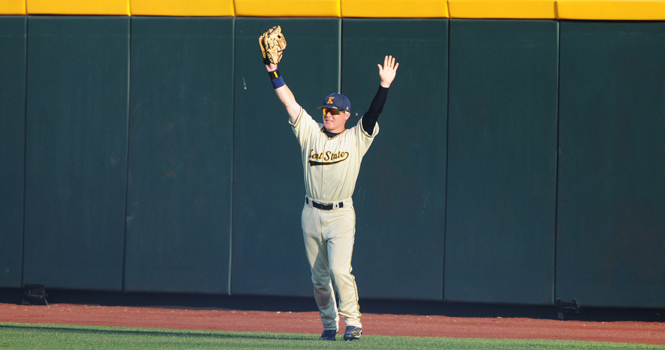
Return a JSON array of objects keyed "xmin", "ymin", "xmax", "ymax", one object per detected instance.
[{"xmin": 317, "ymin": 93, "xmax": 350, "ymax": 112}]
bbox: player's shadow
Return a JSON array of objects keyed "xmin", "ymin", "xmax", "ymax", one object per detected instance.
[{"xmin": 0, "ymin": 324, "xmax": 316, "ymax": 342}]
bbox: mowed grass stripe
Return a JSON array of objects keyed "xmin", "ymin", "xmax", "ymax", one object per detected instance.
[{"xmin": 0, "ymin": 322, "xmax": 663, "ymax": 349}]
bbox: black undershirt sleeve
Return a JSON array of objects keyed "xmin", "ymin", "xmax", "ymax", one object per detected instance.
[{"xmin": 361, "ymin": 86, "xmax": 389, "ymax": 136}]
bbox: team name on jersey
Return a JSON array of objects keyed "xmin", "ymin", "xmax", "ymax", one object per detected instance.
[{"xmin": 308, "ymin": 149, "xmax": 349, "ymax": 166}]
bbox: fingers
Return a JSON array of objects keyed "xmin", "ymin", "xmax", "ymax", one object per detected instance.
[{"xmin": 382, "ymin": 55, "xmax": 398, "ymax": 70}]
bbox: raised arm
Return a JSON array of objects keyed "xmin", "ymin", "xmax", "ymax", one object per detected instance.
[
  {"xmin": 266, "ymin": 63, "xmax": 301, "ymax": 124},
  {"xmin": 362, "ymin": 55, "xmax": 399, "ymax": 135}
]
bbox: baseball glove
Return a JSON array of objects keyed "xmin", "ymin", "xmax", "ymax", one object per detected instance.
[{"xmin": 259, "ymin": 26, "xmax": 287, "ymax": 65}]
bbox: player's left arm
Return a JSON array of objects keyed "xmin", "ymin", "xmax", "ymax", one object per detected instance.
[
  {"xmin": 266, "ymin": 63, "xmax": 302, "ymax": 124},
  {"xmin": 362, "ymin": 55, "xmax": 399, "ymax": 135}
]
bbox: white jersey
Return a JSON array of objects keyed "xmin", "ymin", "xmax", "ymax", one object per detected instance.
[{"xmin": 290, "ymin": 108, "xmax": 379, "ymax": 203}]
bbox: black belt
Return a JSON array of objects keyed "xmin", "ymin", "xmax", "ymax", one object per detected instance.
[{"xmin": 305, "ymin": 197, "xmax": 343, "ymax": 210}]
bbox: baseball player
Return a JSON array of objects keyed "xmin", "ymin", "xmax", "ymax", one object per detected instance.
[{"xmin": 264, "ymin": 48, "xmax": 398, "ymax": 340}]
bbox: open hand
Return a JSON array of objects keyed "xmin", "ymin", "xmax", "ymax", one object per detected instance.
[{"xmin": 378, "ymin": 55, "xmax": 399, "ymax": 88}]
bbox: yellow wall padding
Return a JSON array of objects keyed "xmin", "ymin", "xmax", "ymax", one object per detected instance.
[
  {"xmin": 448, "ymin": 0, "xmax": 556, "ymax": 19},
  {"xmin": 27, "ymin": 0, "xmax": 129, "ymax": 15},
  {"xmin": 557, "ymin": 0, "xmax": 665, "ymax": 20},
  {"xmin": 131, "ymin": 0, "xmax": 235, "ymax": 16},
  {"xmin": 0, "ymin": 0, "xmax": 26, "ymax": 14},
  {"xmin": 341, "ymin": 0, "xmax": 448, "ymax": 18},
  {"xmin": 234, "ymin": 0, "xmax": 340, "ymax": 17},
  {"xmin": 12, "ymin": 0, "xmax": 665, "ymax": 20}
]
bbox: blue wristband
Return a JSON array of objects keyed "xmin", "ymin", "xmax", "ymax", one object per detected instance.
[{"xmin": 271, "ymin": 76, "xmax": 285, "ymax": 89}]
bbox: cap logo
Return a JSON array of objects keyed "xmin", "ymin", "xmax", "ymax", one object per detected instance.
[{"xmin": 327, "ymin": 96, "xmax": 335, "ymax": 104}]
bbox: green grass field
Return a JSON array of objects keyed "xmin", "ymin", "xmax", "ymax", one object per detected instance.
[{"xmin": 1, "ymin": 322, "xmax": 663, "ymax": 349}]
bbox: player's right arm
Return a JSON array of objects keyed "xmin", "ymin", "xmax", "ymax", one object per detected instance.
[{"xmin": 266, "ymin": 63, "xmax": 301, "ymax": 124}]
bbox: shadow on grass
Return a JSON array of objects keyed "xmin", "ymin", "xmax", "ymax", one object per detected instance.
[{"xmin": 0, "ymin": 324, "xmax": 312, "ymax": 341}]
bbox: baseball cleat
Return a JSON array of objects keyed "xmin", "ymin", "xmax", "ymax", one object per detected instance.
[
  {"xmin": 319, "ymin": 329, "xmax": 337, "ymax": 341},
  {"xmin": 343, "ymin": 326, "xmax": 362, "ymax": 341}
]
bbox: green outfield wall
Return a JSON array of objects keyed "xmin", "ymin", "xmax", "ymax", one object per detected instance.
[
  {"xmin": 445, "ymin": 19, "xmax": 558, "ymax": 305},
  {"xmin": 1, "ymin": 13, "xmax": 664, "ymax": 309},
  {"xmin": 124, "ymin": 17, "xmax": 234, "ymax": 294},
  {"xmin": 22, "ymin": 17, "xmax": 130, "ymax": 291},
  {"xmin": 0, "ymin": 16, "xmax": 26, "ymax": 288},
  {"xmin": 556, "ymin": 21, "xmax": 665, "ymax": 308}
]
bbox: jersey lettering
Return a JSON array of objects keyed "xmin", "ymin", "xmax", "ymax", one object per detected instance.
[{"xmin": 309, "ymin": 149, "xmax": 349, "ymax": 166}]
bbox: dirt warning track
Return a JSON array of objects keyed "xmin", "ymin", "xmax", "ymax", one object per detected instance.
[{"xmin": 1, "ymin": 303, "xmax": 664, "ymax": 345}]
